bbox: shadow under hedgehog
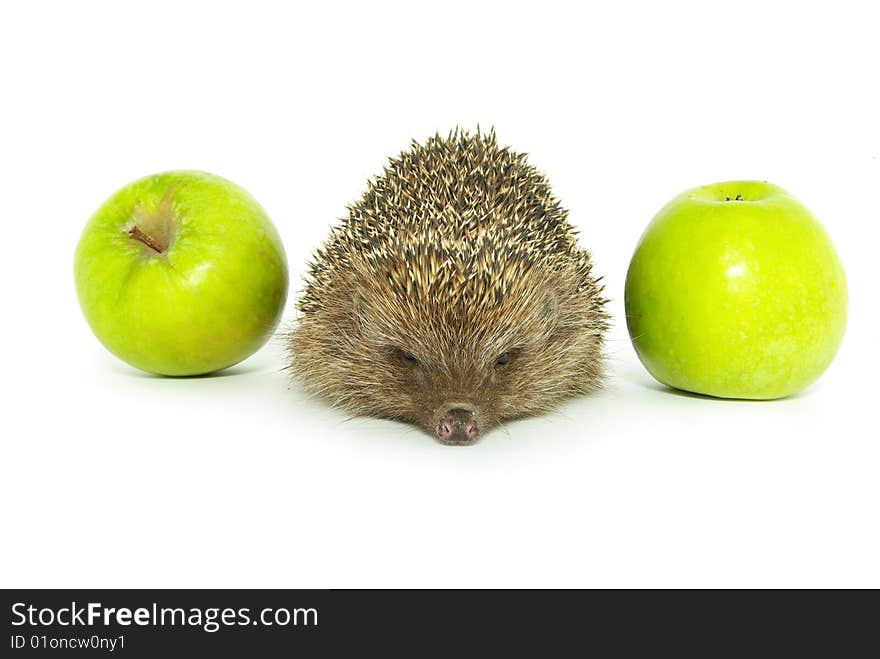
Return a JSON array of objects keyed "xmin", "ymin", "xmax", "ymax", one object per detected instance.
[{"xmin": 287, "ymin": 128, "xmax": 608, "ymax": 444}]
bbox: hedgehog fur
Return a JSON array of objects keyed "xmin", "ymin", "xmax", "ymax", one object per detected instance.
[{"xmin": 288, "ymin": 128, "xmax": 608, "ymax": 443}]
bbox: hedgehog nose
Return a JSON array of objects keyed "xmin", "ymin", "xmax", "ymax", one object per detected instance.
[{"xmin": 437, "ymin": 407, "xmax": 479, "ymax": 444}]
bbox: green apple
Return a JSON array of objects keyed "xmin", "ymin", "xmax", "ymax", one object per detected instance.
[
  {"xmin": 625, "ymin": 181, "xmax": 847, "ymax": 399},
  {"xmin": 75, "ymin": 171, "xmax": 288, "ymax": 376}
]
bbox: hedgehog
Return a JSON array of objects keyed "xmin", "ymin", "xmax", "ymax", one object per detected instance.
[{"xmin": 287, "ymin": 129, "xmax": 608, "ymax": 444}]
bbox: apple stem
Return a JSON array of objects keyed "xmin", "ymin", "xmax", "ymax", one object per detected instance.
[{"xmin": 127, "ymin": 224, "xmax": 167, "ymax": 254}]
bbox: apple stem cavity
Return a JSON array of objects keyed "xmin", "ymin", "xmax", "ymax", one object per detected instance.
[
  {"xmin": 124, "ymin": 186, "xmax": 179, "ymax": 255},
  {"xmin": 127, "ymin": 224, "xmax": 168, "ymax": 254},
  {"xmin": 724, "ymin": 194, "xmax": 744, "ymax": 202}
]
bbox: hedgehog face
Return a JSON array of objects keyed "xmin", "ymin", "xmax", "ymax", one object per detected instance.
[{"xmin": 290, "ymin": 257, "xmax": 605, "ymax": 444}]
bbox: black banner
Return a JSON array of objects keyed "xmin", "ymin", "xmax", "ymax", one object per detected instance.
[{"xmin": 2, "ymin": 589, "xmax": 873, "ymax": 655}]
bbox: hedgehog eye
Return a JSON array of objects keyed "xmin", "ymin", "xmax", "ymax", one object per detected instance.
[
  {"xmin": 495, "ymin": 352, "xmax": 511, "ymax": 367},
  {"xmin": 401, "ymin": 350, "xmax": 418, "ymax": 364}
]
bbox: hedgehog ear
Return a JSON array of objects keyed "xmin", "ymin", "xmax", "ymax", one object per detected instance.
[
  {"xmin": 350, "ymin": 288, "xmax": 369, "ymax": 332},
  {"xmin": 540, "ymin": 295, "xmax": 560, "ymax": 332}
]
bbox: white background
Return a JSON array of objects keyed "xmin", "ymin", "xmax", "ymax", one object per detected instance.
[{"xmin": 1, "ymin": 1, "xmax": 878, "ymax": 588}]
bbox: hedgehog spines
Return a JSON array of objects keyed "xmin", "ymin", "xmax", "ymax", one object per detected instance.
[{"xmin": 298, "ymin": 128, "xmax": 601, "ymax": 316}]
